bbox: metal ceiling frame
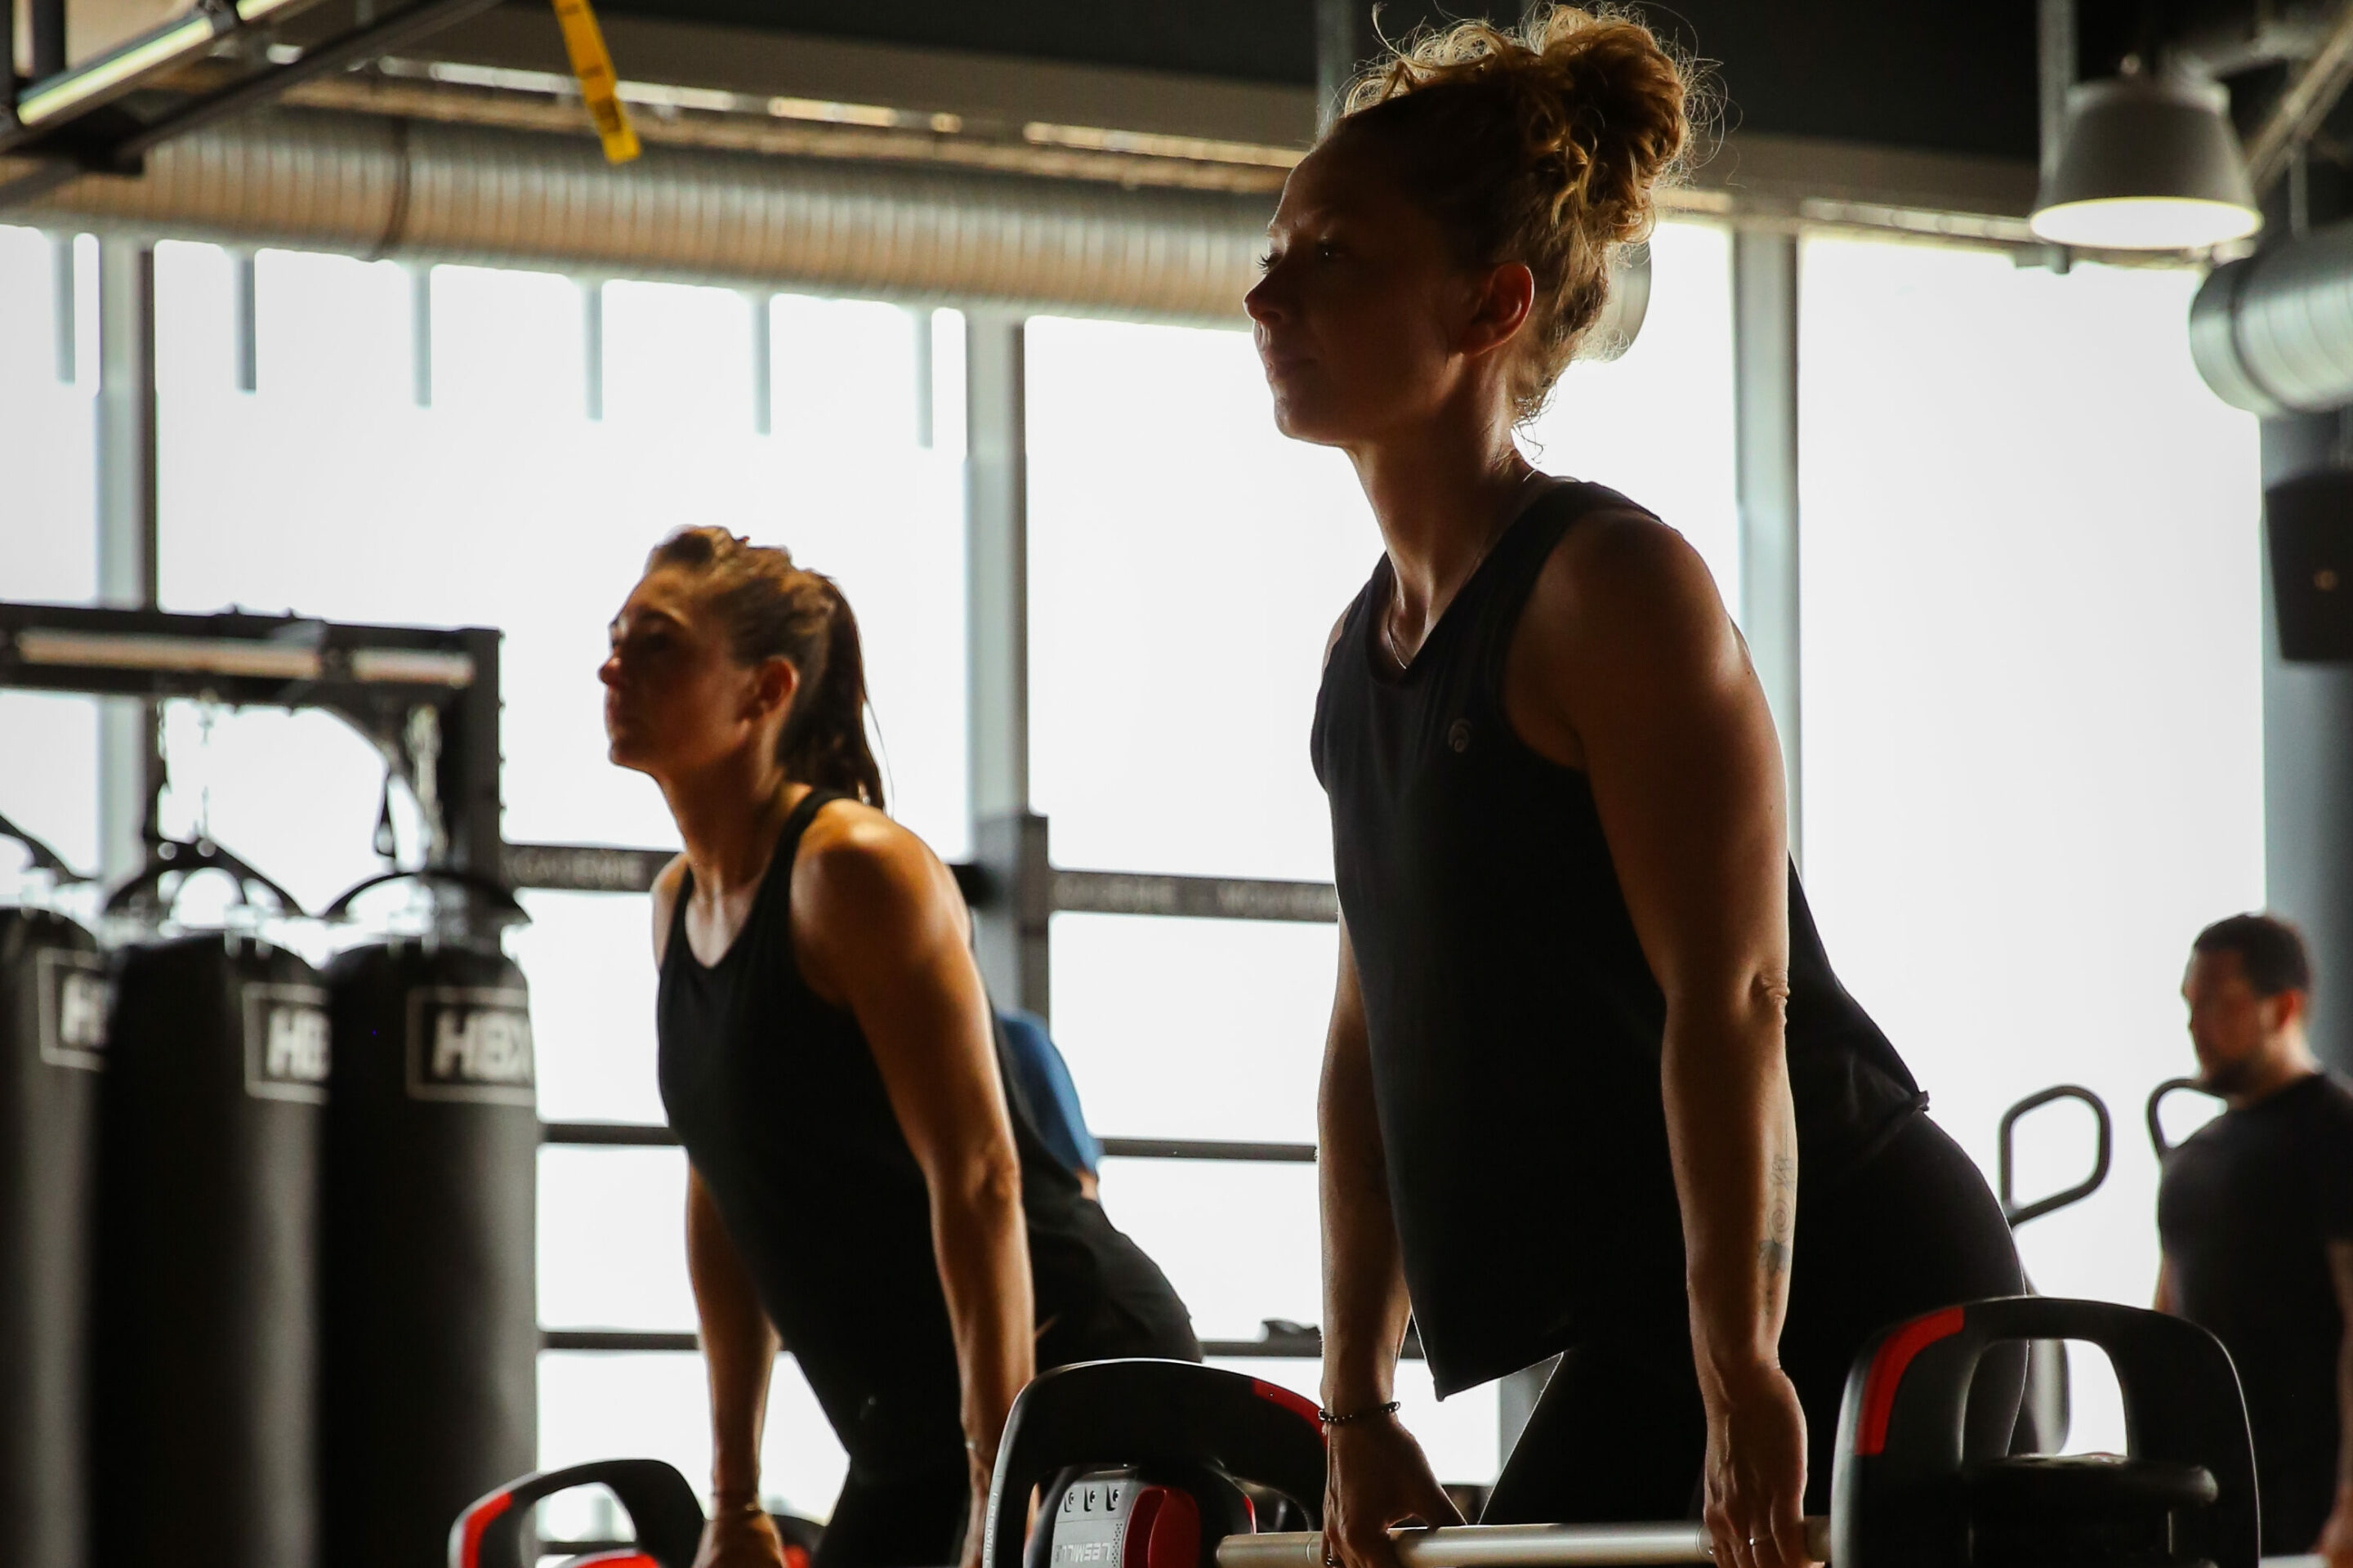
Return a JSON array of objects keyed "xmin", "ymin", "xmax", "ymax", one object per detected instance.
[{"xmin": 0, "ymin": 0, "xmax": 503, "ymax": 207}]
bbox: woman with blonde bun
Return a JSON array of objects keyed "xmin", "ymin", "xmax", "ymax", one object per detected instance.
[{"xmin": 1248, "ymin": 12, "xmax": 2024, "ymax": 1568}]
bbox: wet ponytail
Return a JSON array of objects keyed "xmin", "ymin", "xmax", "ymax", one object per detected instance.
[{"xmin": 645, "ymin": 526, "xmax": 886, "ymax": 810}]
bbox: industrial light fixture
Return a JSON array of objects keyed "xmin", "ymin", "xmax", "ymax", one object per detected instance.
[{"xmin": 2030, "ymin": 72, "xmax": 2262, "ymax": 250}]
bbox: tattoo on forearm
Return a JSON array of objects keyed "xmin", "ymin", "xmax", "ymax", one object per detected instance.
[{"xmin": 1758, "ymin": 1154, "xmax": 1796, "ymax": 1280}]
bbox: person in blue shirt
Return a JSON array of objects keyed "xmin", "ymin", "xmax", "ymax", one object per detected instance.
[{"xmin": 995, "ymin": 1008, "xmax": 1102, "ymax": 1201}]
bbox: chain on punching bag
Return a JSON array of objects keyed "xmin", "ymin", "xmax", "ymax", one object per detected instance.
[
  {"xmin": 323, "ymin": 930, "xmax": 538, "ymax": 1568},
  {"xmin": 92, "ymin": 935, "xmax": 330, "ymax": 1568},
  {"xmin": 0, "ymin": 907, "xmax": 105, "ymax": 1568}
]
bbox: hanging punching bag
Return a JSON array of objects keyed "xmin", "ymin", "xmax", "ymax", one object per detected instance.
[
  {"xmin": 92, "ymin": 934, "xmax": 329, "ymax": 1568},
  {"xmin": 0, "ymin": 906, "xmax": 105, "ymax": 1568},
  {"xmin": 322, "ymin": 929, "xmax": 538, "ymax": 1568}
]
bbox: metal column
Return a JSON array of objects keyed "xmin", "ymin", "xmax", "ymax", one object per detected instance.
[
  {"xmin": 1315, "ymin": 0, "xmax": 1379, "ymax": 132},
  {"xmin": 965, "ymin": 307, "xmax": 1048, "ymax": 1017},
  {"xmin": 1732, "ymin": 229, "xmax": 1804, "ymax": 866},
  {"xmin": 2260, "ymin": 413, "xmax": 2353, "ymax": 1074},
  {"xmin": 94, "ymin": 238, "xmax": 161, "ymax": 881}
]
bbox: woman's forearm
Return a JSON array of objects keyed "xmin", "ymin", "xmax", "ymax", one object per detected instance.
[
  {"xmin": 1660, "ymin": 986, "xmax": 1798, "ymax": 1400},
  {"xmin": 930, "ymin": 1158, "xmax": 1036, "ymax": 1465},
  {"xmin": 687, "ymin": 1171, "xmax": 781, "ymax": 1500},
  {"xmin": 1320, "ymin": 1001, "xmax": 1411, "ymax": 1413}
]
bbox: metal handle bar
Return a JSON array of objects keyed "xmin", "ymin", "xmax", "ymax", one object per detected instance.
[
  {"xmin": 2145, "ymin": 1076, "xmax": 2220, "ymax": 1159},
  {"xmin": 1997, "ymin": 1083, "xmax": 2112, "ymax": 1226},
  {"xmin": 1221, "ymin": 1526, "xmax": 2317, "ymax": 1568},
  {"xmin": 1217, "ymin": 1520, "xmax": 1833, "ymax": 1568}
]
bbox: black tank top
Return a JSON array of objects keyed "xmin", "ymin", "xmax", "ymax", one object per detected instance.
[
  {"xmin": 658, "ymin": 789, "xmax": 1181, "ymax": 1465},
  {"xmin": 1311, "ymin": 481, "xmax": 1922, "ymax": 1397}
]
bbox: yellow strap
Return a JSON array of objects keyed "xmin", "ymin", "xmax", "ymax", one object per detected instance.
[{"xmin": 551, "ymin": 0, "xmax": 640, "ymax": 164}]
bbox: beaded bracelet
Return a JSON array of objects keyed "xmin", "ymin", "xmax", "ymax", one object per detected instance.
[{"xmin": 1318, "ymin": 1400, "xmax": 1402, "ymax": 1426}]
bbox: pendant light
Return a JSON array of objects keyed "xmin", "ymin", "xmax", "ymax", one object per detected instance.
[{"xmin": 2030, "ymin": 70, "xmax": 2262, "ymax": 250}]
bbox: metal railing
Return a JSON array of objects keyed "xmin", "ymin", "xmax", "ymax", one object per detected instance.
[{"xmin": 534, "ymin": 1120, "xmax": 1369, "ymax": 1360}]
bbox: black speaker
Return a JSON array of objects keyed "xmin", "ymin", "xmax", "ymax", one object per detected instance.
[{"xmin": 2267, "ymin": 470, "xmax": 2353, "ymax": 661}]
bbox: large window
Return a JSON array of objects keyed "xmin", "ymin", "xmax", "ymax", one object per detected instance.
[
  {"xmin": 0, "ymin": 227, "xmax": 99, "ymax": 883},
  {"xmin": 137, "ymin": 237, "xmax": 967, "ymax": 1515},
  {"xmin": 1797, "ymin": 236, "xmax": 2263, "ymax": 1443},
  {"xmin": 0, "ymin": 204, "xmax": 2274, "ymax": 1508}
]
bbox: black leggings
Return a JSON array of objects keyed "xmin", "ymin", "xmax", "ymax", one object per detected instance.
[
  {"xmin": 815, "ymin": 1288, "xmax": 1202, "ymax": 1568},
  {"xmin": 1484, "ymin": 1112, "xmax": 2026, "ymax": 1525}
]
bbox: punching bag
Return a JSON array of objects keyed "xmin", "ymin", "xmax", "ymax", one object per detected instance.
[
  {"xmin": 92, "ymin": 934, "xmax": 329, "ymax": 1568},
  {"xmin": 0, "ymin": 907, "xmax": 105, "ymax": 1568},
  {"xmin": 322, "ymin": 936, "xmax": 538, "ymax": 1568}
]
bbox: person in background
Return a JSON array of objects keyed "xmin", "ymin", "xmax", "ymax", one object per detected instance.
[
  {"xmin": 2157, "ymin": 913, "xmax": 2353, "ymax": 1566},
  {"xmin": 996, "ymin": 1008, "xmax": 1104, "ymax": 1201}
]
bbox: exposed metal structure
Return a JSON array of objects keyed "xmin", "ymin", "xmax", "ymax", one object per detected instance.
[
  {"xmin": 13, "ymin": 105, "xmax": 1279, "ymax": 322},
  {"xmin": 93, "ymin": 239, "xmax": 159, "ymax": 882},
  {"xmin": 1732, "ymin": 230, "xmax": 1804, "ymax": 865},
  {"xmin": 0, "ymin": 0, "xmax": 504, "ymax": 207},
  {"xmin": 2246, "ymin": 1, "xmax": 2353, "ymax": 196},
  {"xmin": 2190, "ymin": 217, "xmax": 2353, "ymax": 416},
  {"xmin": 0, "ymin": 601, "xmax": 503, "ymax": 886}
]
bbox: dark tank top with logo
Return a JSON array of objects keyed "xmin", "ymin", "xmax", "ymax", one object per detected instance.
[
  {"xmin": 658, "ymin": 789, "xmax": 1195, "ymax": 1467},
  {"xmin": 1311, "ymin": 480, "xmax": 1922, "ymax": 1397}
]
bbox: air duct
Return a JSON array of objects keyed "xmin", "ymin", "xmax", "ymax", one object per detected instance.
[
  {"xmin": 10, "ymin": 101, "xmax": 1650, "ymax": 342},
  {"xmin": 16, "ymin": 105, "xmax": 1266, "ymax": 319},
  {"xmin": 2190, "ymin": 218, "xmax": 2353, "ymax": 416}
]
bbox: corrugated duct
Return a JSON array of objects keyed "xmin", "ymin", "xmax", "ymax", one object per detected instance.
[
  {"xmin": 2190, "ymin": 218, "xmax": 2353, "ymax": 418},
  {"xmin": 13, "ymin": 101, "xmax": 1649, "ymax": 342},
  {"xmin": 18, "ymin": 105, "xmax": 1271, "ymax": 320}
]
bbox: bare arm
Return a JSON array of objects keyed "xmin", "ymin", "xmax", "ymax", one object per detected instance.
[
  {"xmin": 658, "ymin": 860, "xmax": 788, "ymax": 1568},
  {"xmin": 1319, "ymin": 921, "xmax": 1411, "ymax": 1418},
  {"xmin": 797, "ymin": 807, "xmax": 1033, "ymax": 1558},
  {"xmin": 2321, "ymin": 1242, "xmax": 2353, "ymax": 1563},
  {"xmin": 1514, "ymin": 517, "xmax": 1805, "ymax": 1568},
  {"xmin": 689, "ymin": 1169, "xmax": 783, "ymax": 1504},
  {"xmin": 2153, "ymin": 1258, "xmax": 2177, "ymax": 1315}
]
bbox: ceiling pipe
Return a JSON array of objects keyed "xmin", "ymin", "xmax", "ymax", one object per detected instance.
[
  {"xmin": 2190, "ymin": 217, "xmax": 2353, "ymax": 415},
  {"xmin": 7, "ymin": 100, "xmax": 1651, "ymax": 342}
]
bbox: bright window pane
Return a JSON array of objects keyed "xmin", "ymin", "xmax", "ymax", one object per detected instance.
[
  {"xmin": 539, "ymin": 1145, "xmax": 692, "ymax": 1332},
  {"xmin": 1, "ymin": 227, "xmax": 95, "ymax": 607},
  {"xmin": 1518, "ymin": 221, "xmax": 1741, "ymax": 613},
  {"xmin": 539, "ymin": 1351, "xmax": 847, "ymax": 1522},
  {"xmin": 512, "ymin": 891, "xmax": 663, "ymax": 1124},
  {"xmin": 2, "ymin": 228, "xmax": 103, "ymax": 889},
  {"xmin": 1026, "ymin": 316, "xmax": 1373, "ymax": 882},
  {"xmin": 604, "ymin": 279, "xmax": 755, "ymax": 432},
  {"xmin": 154, "ymin": 245, "xmax": 967, "ymax": 865},
  {"xmin": 1048, "ymin": 913, "xmax": 1333, "ymax": 1143},
  {"xmin": 1797, "ymin": 237, "xmax": 2262, "ymax": 1443}
]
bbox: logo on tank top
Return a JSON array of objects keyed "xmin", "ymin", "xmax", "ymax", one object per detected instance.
[
  {"xmin": 35, "ymin": 948, "xmax": 109, "ymax": 1070},
  {"xmin": 242, "ymin": 982, "xmax": 330, "ymax": 1102},
  {"xmin": 1448, "ymin": 717, "xmax": 1475, "ymax": 753},
  {"xmin": 407, "ymin": 986, "xmax": 535, "ymax": 1106}
]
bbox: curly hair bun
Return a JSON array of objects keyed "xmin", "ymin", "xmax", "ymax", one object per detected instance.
[{"xmin": 1333, "ymin": 5, "xmax": 1696, "ymax": 419}]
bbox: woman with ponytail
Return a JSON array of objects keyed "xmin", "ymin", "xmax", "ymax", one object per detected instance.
[
  {"xmin": 602, "ymin": 529, "xmax": 1196, "ymax": 1568},
  {"xmin": 1251, "ymin": 11, "xmax": 2022, "ymax": 1568}
]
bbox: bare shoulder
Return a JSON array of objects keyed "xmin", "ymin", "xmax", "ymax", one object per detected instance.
[
  {"xmin": 1520, "ymin": 509, "xmax": 1744, "ymax": 677},
  {"xmin": 1538, "ymin": 509, "xmax": 1729, "ymax": 632},
  {"xmin": 648, "ymin": 853, "xmax": 690, "ymax": 967},
  {"xmin": 792, "ymin": 798, "xmax": 962, "ymax": 935}
]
